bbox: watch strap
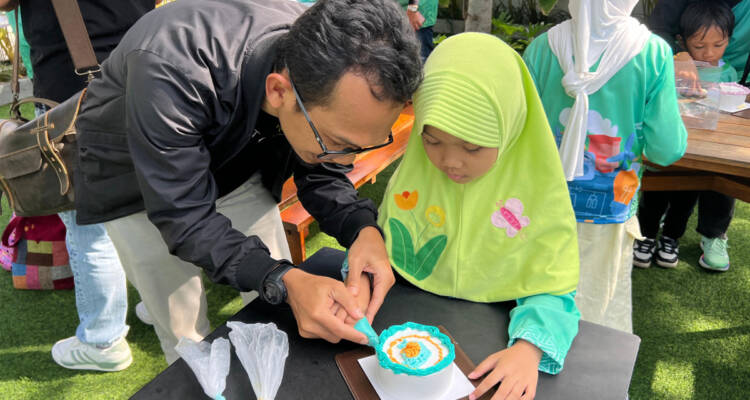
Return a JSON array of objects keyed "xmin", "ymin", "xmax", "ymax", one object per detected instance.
[{"xmin": 261, "ymin": 260, "xmax": 294, "ymax": 303}]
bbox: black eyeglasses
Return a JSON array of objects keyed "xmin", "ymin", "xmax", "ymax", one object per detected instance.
[{"xmin": 287, "ymin": 70, "xmax": 394, "ymax": 161}]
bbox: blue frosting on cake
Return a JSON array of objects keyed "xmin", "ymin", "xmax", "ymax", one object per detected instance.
[
  {"xmin": 397, "ymin": 340, "xmax": 432, "ymax": 369},
  {"xmin": 376, "ymin": 322, "xmax": 455, "ymax": 376}
]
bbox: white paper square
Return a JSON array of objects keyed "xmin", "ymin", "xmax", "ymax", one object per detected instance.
[{"xmin": 357, "ymin": 355, "xmax": 475, "ymax": 400}]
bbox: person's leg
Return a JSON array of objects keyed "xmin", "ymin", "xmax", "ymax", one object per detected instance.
[
  {"xmin": 696, "ymin": 191, "xmax": 735, "ymax": 271},
  {"xmin": 575, "ymin": 217, "xmax": 639, "ymax": 333},
  {"xmin": 634, "ymin": 191, "xmax": 670, "ymax": 267},
  {"xmin": 660, "ymin": 191, "xmax": 699, "ymax": 240},
  {"xmin": 217, "ymin": 173, "xmax": 293, "ymax": 296},
  {"xmin": 651, "ymin": 191, "xmax": 698, "ymax": 268},
  {"xmin": 636, "ymin": 191, "xmax": 670, "ymax": 239},
  {"xmin": 53, "ymin": 210, "xmax": 131, "ymax": 371},
  {"xmin": 104, "ymin": 212, "xmax": 210, "ymax": 365},
  {"xmin": 696, "ymin": 191, "xmax": 735, "ymax": 238},
  {"xmin": 415, "ymin": 26, "xmax": 434, "ymax": 62},
  {"xmin": 104, "ymin": 173, "xmax": 292, "ymax": 364}
]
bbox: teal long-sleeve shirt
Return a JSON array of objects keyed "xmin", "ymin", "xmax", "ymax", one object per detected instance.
[
  {"xmin": 523, "ymin": 33, "xmax": 688, "ymax": 224},
  {"xmin": 508, "ymin": 292, "xmax": 580, "ymax": 374}
]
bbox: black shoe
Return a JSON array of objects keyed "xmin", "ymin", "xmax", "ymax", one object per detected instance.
[
  {"xmin": 655, "ymin": 236, "xmax": 679, "ymax": 268},
  {"xmin": 633, "ymin": 238, "xmax": 657, "ymax": 268}
]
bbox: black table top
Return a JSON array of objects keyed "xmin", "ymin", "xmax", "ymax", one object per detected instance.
[{"xmin": 132, "ymin": 248, "xmax": 640, "ymax": 400}]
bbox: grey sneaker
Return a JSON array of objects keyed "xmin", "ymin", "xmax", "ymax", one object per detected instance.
[
  {"xmin": 655, "ymin": 236, "xmax": 679, "ymax": 268},
  {"xmin": 633, "ymin": 238, "xmax": 657, "ymax": 268},
  {"xmin": 51, "ymin": 336, "xmax": 132, "ymax": 372},
  {"xmin": 699, "ymin": 236, "xmax": 730, "ymax": 272}
]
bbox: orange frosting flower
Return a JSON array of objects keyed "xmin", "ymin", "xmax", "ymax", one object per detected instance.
[
  {"xmin": 394, "ymin": 190, "xmax": 419, "ymax": 210},
  {"xmin": 401, "ymin": 341, "xmax": 421, "ymax": 358}
]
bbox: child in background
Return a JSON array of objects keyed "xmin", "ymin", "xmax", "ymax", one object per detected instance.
[
  {"xmin": 378, "ymin": 33, "xmax": 580, "ymax": 399},
  {"xmin": 636, "ymin": 1, "xmax": 737, "ymax": 272},
  {"xmin": 523, "ymin": 0, "xmax": 687, "ymax": 332}
]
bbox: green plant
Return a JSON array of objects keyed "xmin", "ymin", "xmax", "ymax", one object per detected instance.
[
  {"xmin": 491, "ymin": 12, "xmax": 552, "ymax": 53},
  {"xmin": 438, "ymin": 0, "xmax": 464, "ymax": 20},
  {"xmin": 494, "ymin": 0, "xmax": 568, "ymax": 25}
]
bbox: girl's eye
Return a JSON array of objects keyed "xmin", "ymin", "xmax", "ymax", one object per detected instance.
[
  {"xmin": 421, "ymin": 134, "xmax": 439, "ymax": 145},
  {"xmin": 464, "ymin": 146, "xmax": 482, "ymax": 153}
]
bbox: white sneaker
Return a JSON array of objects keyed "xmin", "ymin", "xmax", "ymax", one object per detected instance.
[
  {"xmin": 135, "ymin": 301, "xmax": 154, "ymax": 325},
  {"xmin": 51, "ymin": 336, "xmax": 132, "ymax": 372}
]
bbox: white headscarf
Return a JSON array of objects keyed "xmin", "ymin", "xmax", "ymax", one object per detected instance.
[{"xmin": 548, "ymin": 0, "xmax": 651, "ymax": 181}]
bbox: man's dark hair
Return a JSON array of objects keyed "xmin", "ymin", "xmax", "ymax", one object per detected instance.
[
  {"xmin": 275, "ymin": 0, "xmax": 422, "ymax": 107},
  {"xmin": 679, "ymin": 1, "xmax": 735, "ymax": 42}
]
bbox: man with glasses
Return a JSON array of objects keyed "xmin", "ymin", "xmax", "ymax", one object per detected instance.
[{"xmin": 72, "ymin": 0, "xmax": 422, "ymax": 363}]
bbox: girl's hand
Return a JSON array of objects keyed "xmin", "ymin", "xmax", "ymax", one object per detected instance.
[{"xmin": 467, "ymin": 340, "xmax": 543, "ymax": 400}]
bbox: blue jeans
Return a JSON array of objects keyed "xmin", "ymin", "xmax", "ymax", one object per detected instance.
[
  {"xmin": 416, "ymin": 26, "xmax": 435, "ymax": 62},
  {"xmin": 58, "ymin": 210, "xmax": 129, "ymax": 346}
]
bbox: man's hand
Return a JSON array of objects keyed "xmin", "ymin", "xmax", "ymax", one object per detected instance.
[
  {"xmin": 407, "ymin": 10, "xmax": 425, "ymax": 31},
  {"xmin": 283, "ymin": 268, "xmax": 369, "ymax": 345},
  {"xmin": 333, "ymin": 272, "xmax": 372, "ymax": 325},
  {"xmin": 468, "ymin": 340, "xmax": 543, "ymax": 400},
  {"xmin": 346, "ymin": 226, "xmax": 395, "ymax": 322}
]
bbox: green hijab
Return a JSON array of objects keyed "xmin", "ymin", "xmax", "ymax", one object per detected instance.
[{"xmin": 378, "ymin": 33, "xmax": 579, "ymax": 302}]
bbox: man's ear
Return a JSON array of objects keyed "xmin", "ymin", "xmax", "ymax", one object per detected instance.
[{"xmin": 265, "ymin": 72, "xmax": 292, "ymax": 109}]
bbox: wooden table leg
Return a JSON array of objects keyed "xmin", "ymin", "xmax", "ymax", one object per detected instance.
[{"xmin": 283, "ymin": 221, "xmax": 306, "ymax": 265}]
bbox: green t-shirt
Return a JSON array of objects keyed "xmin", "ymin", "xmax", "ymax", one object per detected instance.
[
  {"xmin": 523, "ymin": 33, "xmax": 688, "ymax": 224},
  {"xmin": 397, "ymin": 0, "xmax": 438, "ymax": 28},
  {"xmin": 697, "ymin": 61, "xmax": 739, "ymax": 83},
  {"xmin": 725, "ymin": 0, "xmax": 750, "ymax": 74},
  {"xmin": 5, "ymin": 10, "xmax": 33, "ymax": 79}
]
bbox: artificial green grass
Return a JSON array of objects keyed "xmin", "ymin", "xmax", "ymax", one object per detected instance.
[
  {"xmin": 0, "ymin": 118, "xmax": 748, "ymax": 398},
  {"xmin": 630, "ymin": 202, "xmax": 750, "ymax": 399}
]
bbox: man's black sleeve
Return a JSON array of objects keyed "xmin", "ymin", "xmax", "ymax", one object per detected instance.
[
  {"xmin": 294, "ymin": 160, "xmax": 381, "ymax": 248},
  {"xmin": 124, "ymin": 49, "xmax": 279, "ymax": 294}
]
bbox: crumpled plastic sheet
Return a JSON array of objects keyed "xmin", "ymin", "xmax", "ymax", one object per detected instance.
[
  {"xmin": 227, "ymin": 321, "xmax": 289, "ymax": 400},
  {"xmin": 174, "ymin": 337, "xmax": 230, "ymax": 400}
]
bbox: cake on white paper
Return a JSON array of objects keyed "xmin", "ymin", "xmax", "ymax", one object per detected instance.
[{"xmin": 373, "ymin": 322, "xmax": 456, "ymax": 399}]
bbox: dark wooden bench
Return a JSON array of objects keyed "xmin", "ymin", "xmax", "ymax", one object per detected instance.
[{"xmin": 278, "ymin": 108, "xmax": 414, "ymax": 264}]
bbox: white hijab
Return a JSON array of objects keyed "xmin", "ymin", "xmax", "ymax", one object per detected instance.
[{"xmin": 548, "ymin": 0, "xmax": 651, "ymax": 181}]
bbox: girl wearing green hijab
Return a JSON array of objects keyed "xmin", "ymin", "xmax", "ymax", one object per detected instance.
[{"xmin": 378, "ymin": 33, "xmax": 580, "ymax": 399}]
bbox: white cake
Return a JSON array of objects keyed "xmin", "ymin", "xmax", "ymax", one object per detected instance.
[{"xmin": 373, "ymin": 322, "xmax": 455, "ymax": 399}]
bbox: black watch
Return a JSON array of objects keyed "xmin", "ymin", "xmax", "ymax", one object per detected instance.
[{"xmin": 261, "ymin": 261, "xmax": 294, "ymax": 305}]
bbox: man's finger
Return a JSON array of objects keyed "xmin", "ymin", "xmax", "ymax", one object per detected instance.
[
  {"xmin": 365, "ymin": 269, "xmax": 394, "ymax": 321},
  {"xmin": 318, "ymin": 312, "xmax": 368, "ymax": 344},
  {"xmin": 331, "ymin": 283, "xmax": 365, "ymax": 320},
  {"xmin": 345, "ymin": 255, "xmax": 364, "ymax": 293}
]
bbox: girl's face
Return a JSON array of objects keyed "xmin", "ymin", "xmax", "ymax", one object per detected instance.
[
  {"xmin": 683, "ymin": 25, "xmax": 729, "ymax": 66},
  {"xmin": 421, "ymin": 125, "xmax": 498, "ymax": 184}
]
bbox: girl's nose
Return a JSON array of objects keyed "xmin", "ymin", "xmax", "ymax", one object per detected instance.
[{"xmin": 442, "ymin": 150, "xmax": 463, "ymax": 169}]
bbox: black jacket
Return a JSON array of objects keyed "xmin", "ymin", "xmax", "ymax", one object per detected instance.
[
  {"xmin": 648, "ymin": 0, "xmax": 741, "ymax": 52},
  {"xmin": 74, "ymin": 0, "xmax": 380, "ymax": 293}
]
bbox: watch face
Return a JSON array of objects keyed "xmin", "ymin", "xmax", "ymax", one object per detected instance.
[{"xmin": 264, "ymin": 283, "xmax": 282, "ymax": 304}]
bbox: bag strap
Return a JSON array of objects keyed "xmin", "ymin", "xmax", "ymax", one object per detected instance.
[
  {"xmin": 50, "ymin": 0, "xmax": 100, "ymax": 82},
  {"xmin": 8, "ymin": 1, "xmax": 95, "ymax": 118},
  {"xmin": 10, "ymin": 8, "xmax": 21, "ymax": 120},
  {"xmin": 1, "ymin": 216, "xmax": 24, "ymax": 247},
  {"xmin": 740, "ymin": 52, "xmax": 750, "ymax": 87}
]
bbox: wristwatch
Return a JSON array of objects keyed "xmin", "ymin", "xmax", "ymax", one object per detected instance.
[
  {"xmin": 407, "ymin": 4, "xmax": 419, "ymax": 12},
  {"xmin": 261, "ymin": 261, "xmax": 294, "ymax": 305}
]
